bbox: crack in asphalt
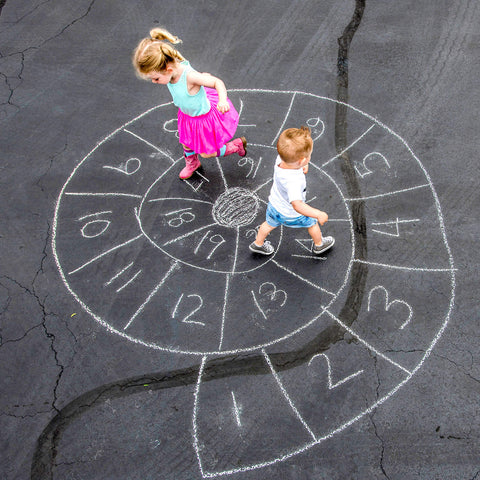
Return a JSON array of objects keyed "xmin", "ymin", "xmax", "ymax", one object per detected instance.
[
  {"xmin": 369, "ymin": 412, "xmax": 391, "ymax": 479},
  {"xmin": 1, "ymin": 1, "xmax": 96, "ymax": 119},
  {"xmin": 433, "ymin": 352, "xmax": 480, "ymax": 384},
  {"xmin": 2, "ymin": 0, "xmax": 51, "ymax": 26}
]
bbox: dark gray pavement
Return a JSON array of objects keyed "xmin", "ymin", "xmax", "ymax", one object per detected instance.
[{"xmin": 1, "ymin": 1, "xmax": 479, "ymax": 479}]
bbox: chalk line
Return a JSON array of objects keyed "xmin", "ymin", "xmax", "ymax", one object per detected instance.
[
  {"xmin": 263, "ymin": 349, "xmax": 316, "ymax": 440},
  {"xmin": 78, "ymin": 210, "xmax": 112, "ymax": 221},
  {"xmin": 104, "ymin": 261, "xmax": 134, "ymax": 287},
  {"xmin": 148, "ymin": 197, "xmax": 213, "ymax": 205},
  {"xmin": 322, "ymin": 307, "xmax": 411, "ymax": 374},
  {"xmin": 231, "ymin": 392, "xmax": 242, "ymax": 427},
  {"xmin": 251, "ymin": 290, "xmax": 267, "ymax": 320},
  {"xmin": 66, "ymin": 192, "xmax": 143, "ymax": 199},
  {"xmin": 115, "ymin": 269, "xmax": 142, "ymax": 293},
  {"xmin": 218, "ymin": 274, "xmax": 231, "ymax": 351},
  {"xmin": 272, "ymin": 92, "xmax": 297, "ymax": 145},
  {"xmin": 215, "ymin": 156, "xmax": 229, "ymax": 191},
  {"xmin": 162, "ymin": 223, "xmax": 218, "ymax": 247},
  {"xmin": 253, "ymin": 178, "xmax": 273, "ymax": 193},
  {"xmin": 272, "ymin": 259, "xmax": 335, "ymax": 296},
  {"xmin": 124, "ymin": 128, "xmax": 173, "ymax": 161},
  {"xmin": 68, "ymin": 234, "xmax": 143, "ymax": 275},
  {"xmin": 354, "ymin": 259, "xmax": 455, "ymax": 273},
  {"xmin": 123, "ymin": 261, "xmax": 179, "ymax": 330},
  {"xmin": 193, "ymin": 356, "xmax": 207, "ymax": 478},
  {"xmin": 321, "ymin": 124, "xmax": 376, "ymax": 168},
  {"xmin": 308, "ymin": 353, "xmax": 364, "ymax": 389},
  {"xmin": 344, "ymin": 183, "xmax": 430, "ymax": 202}
]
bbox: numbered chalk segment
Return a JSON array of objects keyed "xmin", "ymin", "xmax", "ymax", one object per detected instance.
[
  {"xmin": 64, "ymin": 129, "xmax": 174, "ymax": 197},
  {"xmin": 118, "ymin": 101, "xmax": 181, "ymax": 158},
  {"xmin": 123, "ymin": 266, "xmax": 226, "ymax": 353},
  {"xmin": 219, "ymin": 271, "xmax": 335, "ymax": 352},
  {"xmin": 269, "ymin": 91, "xmax": 337, "ymax": 160},
  {"xmin": 227, "ymin": 90, "xmax": 301, "ymax": 147},
  {"xmin": 193, "ymin": 354, "xmax": 316, "ymax": 475},
  {"xmin": 269, "ymin": 339, "xmax": 409, "ymax": 440},
  {"xmin": 321, "ymin": 124, "xmax": 433, "ymax": 201},
  {"xmin": 361, "ymin": 188, "xmax": 451, "ymax": 270},
  {"xmin": 55, "ymin": 195, "xmax": 144, "ymax": 277},
  {"xmin": 338, "ymin": 265, "xmax": 454, "ymax": 372}
]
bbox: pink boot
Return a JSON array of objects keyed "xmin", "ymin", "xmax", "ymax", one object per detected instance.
[
  {"xmin": 179, "ymin": 154, "xmax": 201, "ymax": 179},
  {"xmin": 222, "ymin": 137, "xmax": 247, "ymax": 157}
]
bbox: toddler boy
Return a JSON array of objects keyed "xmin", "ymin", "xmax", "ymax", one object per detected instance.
[{"xmin": 249, "ymin": 126, "xmax": 334, "ymax": 256}]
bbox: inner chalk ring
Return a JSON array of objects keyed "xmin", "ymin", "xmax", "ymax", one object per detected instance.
[{"xmin": 212, "ymin": 188, "xmax": 259, "ymax": 227}]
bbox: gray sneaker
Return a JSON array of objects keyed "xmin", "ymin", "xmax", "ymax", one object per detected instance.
[
  {"xmin": 249, "ymin": 240, "xmax": 275, "ymax": 255},
  {"xmin": 312, "ymin": 236, "xmax": 335, "ymax": 255}
]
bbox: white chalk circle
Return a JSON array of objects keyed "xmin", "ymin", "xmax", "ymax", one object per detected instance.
[{"xmin": 52, "ymin": 90, "xmax": 455, "ymax": 476}]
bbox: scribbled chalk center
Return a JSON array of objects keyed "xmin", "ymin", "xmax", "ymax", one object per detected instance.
[{"xmin": 52, "ymin": 90, "xmax": 455, "ymax": 475}]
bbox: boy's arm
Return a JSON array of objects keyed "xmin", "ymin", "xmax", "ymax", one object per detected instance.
[{"xmin": 291, "ymin": 200, "xmax": 328, "ymax": 225}]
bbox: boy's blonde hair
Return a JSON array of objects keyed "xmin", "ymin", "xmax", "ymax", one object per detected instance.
[
  {"xmin": 132, "ymin": 28, "xmax": 185, "ymax": 76},
  {"xmin": 277, "ymin": 126, "xmax": 313, "ymax": 163}
]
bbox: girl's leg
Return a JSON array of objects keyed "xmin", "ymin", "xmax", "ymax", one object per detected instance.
[
  {"xmin": 254, "ymin": 222, "xmax": 276, "ymax": 246},
  {"xmin": 179, "ymin": 146, "xmax": 201, "ymax": 179},
  {"xmin": 216, "ymin": 137, "xmax": 247, "ymax": 158},
  {"xmin": 307, "ymin": 223, "xmax": 323, "ymax": 246}
]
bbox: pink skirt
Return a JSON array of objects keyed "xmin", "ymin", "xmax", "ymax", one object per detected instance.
[{"xmin": 177, "ymin": 87, "xmax": 239, "ymax": 155}]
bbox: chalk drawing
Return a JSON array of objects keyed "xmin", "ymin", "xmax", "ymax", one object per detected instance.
[
  {"xmin": 272, "ymin": 92, "xmax": 297, "ymax": 145},
  {"xmin": 251, "ymin": 282, "xmax": 287, "ymax": 320},
  {"xmin": 367, "ymin": 285, "xmax": 413, "ymax": 330},
  {"xmin": 78, "ymin": 211, "xmax": 112, "ymax": 238},
  {"xmin": 65, "ymin": 192, "xmax": 143, "ymax": 199},
  {"xmin": 123, "ymin": 261, "xmax": 179, "ymax": 331},
  {"xmin": 321, "ymin": 124, "xmax": 376, "ymax": 168},
  {"xmin": 344, "ymin": 183, "xmax": 430, "ymax": 202},
  {"xmin": 103, "ymin": 260, "xmax": 142, "ymax": 294},
  {"xmin": 163, "ymin": 118, "xmax": 179, "ymax": 138},
  {"xmin": 372, "ymin": 217, "xmax": 420, "ymax": 237},
  {"xmin": 306, "ymin": 117, "xmax": 326, "ymax": 142},
  {"xmin": 354, "ymin": 151, "xmax": 390, "ymax": 178},
  {"xmin": 104, "ymin": 261, "xmax": 134, "ymax": 287},
  {"xmin": 52, "ymin": 89, "xmax": 455, "ymax": 477},
  {"xmin": 231, "ymin": 391, "xmax": 242, "ymax": 427},
  {"xmin": 194, "ymin": 230, "xmax": 226, "ymax": 260},
  {"xmin": 173, "ymin": 293, "xmax": 205, "ymax": 326},
  {"xmin": 259, "ymin": 282, "xmax": 287, "ymax": 308},
  {"xmin": 103, "ymin": 157, "xmax": 141, "ymax": 176},
  {"xmin": 238, "ymin": 156, "xmax": 262, "ymax": 178},
  {"xmin": 308, "ymin": 353, "xmax": 364, "ymax": 389},
  {"xmin": 263, "ymin": 349, "xmax": 316, "ymax": 440},
  {"xmin": 165, "ymin": 207, "xmax": 196, "ymax": 228}
]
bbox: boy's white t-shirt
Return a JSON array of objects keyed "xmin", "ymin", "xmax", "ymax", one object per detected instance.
[{"xmin": 268, "ymin": 155, "xmax": 307, "ymax": 217}]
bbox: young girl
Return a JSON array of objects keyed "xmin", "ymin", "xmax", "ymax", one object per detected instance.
[{"xmin": 133, "ymin": 28, "xmax": 247, "ymax": 179}]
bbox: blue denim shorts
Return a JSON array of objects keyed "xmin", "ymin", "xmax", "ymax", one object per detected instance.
[{"xmin": 266, "ymin": 203, "xmax": 317, "ymax": 228}]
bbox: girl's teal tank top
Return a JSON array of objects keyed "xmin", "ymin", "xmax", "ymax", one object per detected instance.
[{"xmin": 167, "ymin": 61, "xmax": 210, "ymax": 117}]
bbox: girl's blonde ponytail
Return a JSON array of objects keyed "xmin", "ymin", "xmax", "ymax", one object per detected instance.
[{"xmin": 133, "ymin": 27, "xmax": 185, "ymax": 76}]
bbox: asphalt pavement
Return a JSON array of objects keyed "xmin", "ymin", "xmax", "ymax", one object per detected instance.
[{"xmin": 1, "ymin": 1, "xmax": 479, "ymax": 479}]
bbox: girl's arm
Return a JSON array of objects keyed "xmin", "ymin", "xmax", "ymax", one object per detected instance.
[{"xmin": 187, "ymin": 71, "xmax": 230, "ymax": 113}]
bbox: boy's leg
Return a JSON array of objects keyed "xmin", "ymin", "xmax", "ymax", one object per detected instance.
[
  {"xmin": 255, "ymin": 222, "xmax": 276, "ymax": 246},
  {"xmin": 308, "ymin": 222, "xmax": 335, "ymax": 254},
  {"xmin": 307, "ymin": 223, "xmax": 323, "ymax": 246},
  {"xmin": 249, "ymin": 222, "xmax": 276, "ymax": 255}
]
